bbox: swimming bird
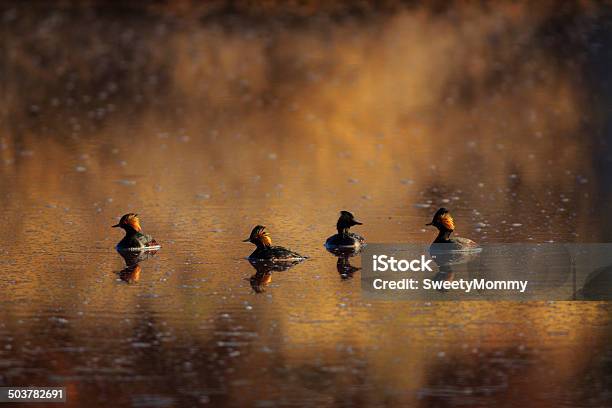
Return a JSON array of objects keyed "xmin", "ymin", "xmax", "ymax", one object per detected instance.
[
  {"xmin": 112, "ymin": 213, "xmax": 160, "ymax": 251},
  {"xmin": 324, "ymin": 211, "xmax": 365, "ymax": 251},
  {"xmin": 426, "ymin": 208, "xmax": 479, "ymax": 251},
  {"xmin": 243, "ymin": 225, "xmax": 305, "ymax": 261}
]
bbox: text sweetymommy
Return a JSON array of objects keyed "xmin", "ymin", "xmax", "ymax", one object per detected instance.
[
  {"xmin": 370, "ymin": 254, "xmax": 528, "ymax": 294},
  {"xmin": 371, "ymin": 277, "xmax": 528, "ymax": 293}
]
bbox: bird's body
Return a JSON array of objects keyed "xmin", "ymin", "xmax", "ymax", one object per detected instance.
[
  {"xmin": 325, "ymin": 232, "xmax": 365, "ymax": 249},
  {"xmin": 248, "ymin": 245, "xmax": 305, "ymax": 262},
  {"xmin": 116, "ymin": 231, "xmax": 158, "ymax": 251}
]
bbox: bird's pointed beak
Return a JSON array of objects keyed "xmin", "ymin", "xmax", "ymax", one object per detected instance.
[
  {"xmin": 112, "ymin": 223, "xmax": 120, "ymax": 228},
  {"xmin": 354, "ymin": 220, "xmax": 363, "ymax": 225},
  {"xmin": 242, "ymin": 238, "xmax": 251, "ymax": 242},
  {"xmin": 425, "ymin": 222, "xmax": 432, "ymax": 226}
]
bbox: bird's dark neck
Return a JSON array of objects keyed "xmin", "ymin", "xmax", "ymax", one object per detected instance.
[
  {"xmin": 337, "ymin": 226, "xmax": 350, "ymax": 235},
  {"xmin": 434, "ymin": 229, "xmax": 453, "ymax": 243},
  {"xmin": 255, "ymin": 241, "xmax": 271, "ymax": 250},
  {"xmin": 122, "ymin": 226, "xmax": 140, "ymax": 237}
]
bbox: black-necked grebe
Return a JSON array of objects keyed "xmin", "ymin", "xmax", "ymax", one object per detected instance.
[
  {"xmin": 112, "ymin": 213, "xmax": 160, "ymax": 251},
  {"xmin": 243, "ymin": 225, "xmax": 305, "ymax": 261},
  {"xmin": 325, "ymin": 211, "xmax": 365, "ymax": 250},
  {"xmin": 426, "ymin": 208, "xmax": 479, "ymax": 251}
]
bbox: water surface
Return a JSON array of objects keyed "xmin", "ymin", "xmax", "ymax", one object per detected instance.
[{"xmin": 1, "ymin": 2, "xmax": 611, "ymax": 407}]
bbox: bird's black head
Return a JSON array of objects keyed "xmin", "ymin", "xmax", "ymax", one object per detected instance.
[{"xmin": 337, "ymin": 210, "xmax": 363, "ymax": 234}]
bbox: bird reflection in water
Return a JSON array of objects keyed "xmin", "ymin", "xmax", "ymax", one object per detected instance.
[
  {"xmin": 336, "ymin": 256, "xmax": 361, "ymax": 280},
  {"xmin": 576, "ymin": 264, "xmax": 612, "ymax": 300},
  {"xmin": 247, "ymin": 259, "xmax": 303, "ymax": 293},
  {"xmin": 119, "ymin": 263, "xmax": 142, "ymax": 284},
  {"xmin": 429, "ymin": 249, "xmax": 481, "ymax": 292},
  {"xmin": 325, "ymin": 246, "xmax": 362, "ymax": 280},
  {"xmin": 116, "ymin": 249, "xmax": 158, "ymax": 284}
]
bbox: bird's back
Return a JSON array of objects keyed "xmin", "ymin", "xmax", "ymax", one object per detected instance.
[{"xmin": 249, "ymin": 245, "xmax": 305, "ymax": 261}]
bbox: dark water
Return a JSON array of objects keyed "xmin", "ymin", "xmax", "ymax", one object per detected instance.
[{"xmin": 1, "ymin": 2, "xmax": 612, "ymax": 407}]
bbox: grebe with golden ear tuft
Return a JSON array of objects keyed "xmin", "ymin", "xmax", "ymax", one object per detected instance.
[
  {"xmin": 426, "ymin": 208, "xmax": 479, "ymax": 252},
  {"xmin": 112, "ymin": 213, "xmax": 160, "ymax": 251},
  {"xmin": 243, "ymin": 225, "xmax": 306, "ymax": 261}
]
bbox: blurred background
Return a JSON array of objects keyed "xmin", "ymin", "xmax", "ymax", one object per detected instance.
[{"xmin": 1, "ymin": 1, "xmax": 611, "ymax": 407}]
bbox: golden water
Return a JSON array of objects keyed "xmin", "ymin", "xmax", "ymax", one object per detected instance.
[{"xmin": 1, "ymin": 3, "xmax": 611, "ymax": 406}]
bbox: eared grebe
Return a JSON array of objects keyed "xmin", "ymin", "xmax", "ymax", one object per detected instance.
[
  {"xmin": 243, "ymin": 225, "xmax": 305, "ymax": 261},
  {"xmin": 325, "ymin": 211, "xmax": 365, "ymax": 250},
  {"xmin": 112, "ymin": 213, "xmax": 160, "ymax": 251},
  {"xmin": 426, "ymin": 208, "xmax": 479, "ymax": 251}
]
